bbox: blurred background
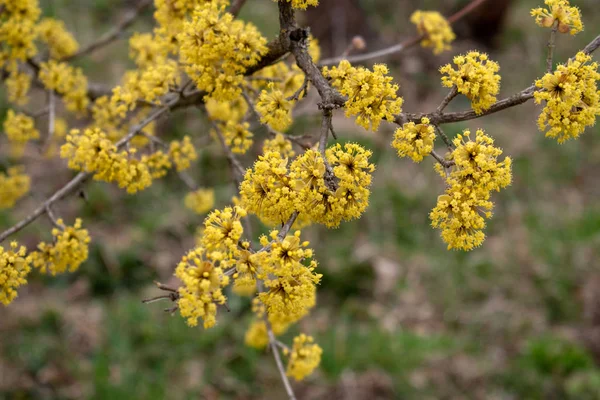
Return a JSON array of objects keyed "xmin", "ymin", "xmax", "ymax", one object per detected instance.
[{"xmin": 2, "ymin": 0, "xmax": 600, "ymax": 398}]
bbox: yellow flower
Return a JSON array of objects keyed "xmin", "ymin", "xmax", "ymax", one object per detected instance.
[
  {"xmin": 276, "ymin": 0, "xmax": 319, "ymax": 10},
  {"xmin": 169, "ymin": 136, "xmax": 198, "ymax": 171},
  {"xmin": 178, "ymin": 2, "xmax": 267, "ymax": 101},
  {"xmin": 60, "ymin": 128, "xmax": 153, "ymax": 193},
  {"xmin": 286, "ymin": 334, "xmax": 322, "ymax": 381},
  {"xmin": 128, "ymin": 32, "xmax": 170, "ymax": 68},
  {"xmin": 220, "ymin": 121, "xmax": 253, "ymax": 154},
  {"xmin": 200, "ymin": 205, "xmax": 247, "ymax": 253},
  {"xmin": 534, "ymin": 52, "xmax": 600, "ymax": 143},
  {"xmin": 263, "ymin": 133, "xmax": 296, "ymax": 159},
  {"xmin": 232, "ymin": 248, "xmax": 261, "ymax": 296},
  {"xmin": 31, "ymin": 219, "xmax": 91, "ymax": 275},
  {"xmin": 141, "ymin": 151, "xmax": 172, "ymax": 179},
  {"xmin": 256, "ymin": 83, "xmax": 294, "ymax": 132},
  {"xmin": 258, "ymin": 231, "xmax": 322, "ymax": 325},
  {"xmin": 324, "ymin": 61, "xmax": 403, "ymax": 131},
  {"xmin": 392, "ymin": 117, "xmax": 436, "ymax": 162},
  {"xmin": 531, "ymin": 0, "xmax": 583, "ymax": 35},
  {"xmin": 0, "ymin": 166, "xmax": 30, "ymax": 209},
  {"xmin": 244, "ymin": 320, "xmax": 269, "ymax": 349},
  {"xmin": 240, "ymin": 151, "xmax": 295, "ymax": 226},
  {"xmin": 39, "ymin": 60, "xmax": 89, "ymax": 113},
  {"xmin": 36, "ymin": 18, "xmax": 79, "ymax": 59},
  {"xmin": 410, "ymin": 10, "xmax": 455, "ymax": 54},
  {"xmin": 3, "ymin": 110, "xmax": 40, "ymax": 147},
  {"xmin": 5, "ymin": 70, "xmax": 32, "ymax": 106},
  {"xmin": 184, "ymin": 189, "xmax": 215, "ymax": 215},
  {"xmin": 0, "ymin": 242, "xmax": 31, "ymax": 306},
  {"xmin": 430, "ymin": 129, "xmax": 511, "ymax": 251},
  {"xmin": 175, "ymin": 247, "xmax": 230, "ymax": 328},
  {"xmin": 440, "ymin": 51, "xmax": 500, "ymax": 114}
]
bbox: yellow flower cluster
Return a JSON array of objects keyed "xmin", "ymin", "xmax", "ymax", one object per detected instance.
[
  {"xmin": 220, "ymin": 121, "xmax": 253, "ymax": 154},
  {"xmin": 39, "ymin": 60, "xmax": 89, "ymax": 113},
  {"xmin": 175, "ymin": 247, "xmax": 230, "ymax": 328},
  {"xmin": 0, "ymin": 166, "xmax": 30, "ymax": 209},
  {"xmin": 324, "ymin": 61, "xmax": 403, "ymax": 131},
  {"xmin": 116, "ymin": 60, "xmax": 181, "ymax": 106},
  {"xmin": 534, "ymin": 52, "xmax": 600, "ymax": 143},
  {"xmin": 531, "ymin": 0, "xmax": 583, "ymax": 35},
  {"xmin": 293, "ymin": 143, "xmax": 375, "ymax": 228},
  {"xmin": 31, "ymin": 219, "xmax": 91, "ymax": 275},
  {"xmin": 410, "ymin": 10, "xmax": 455, "ymax": 54},
  {"xmin": 128, "ymin": 32, "xmax": 170, "ymax": 68},
  {"xmin": 256, "ymin": 83, "xmax": 294, "ymax": 132},
  {"xmin": 178, "ymin": 2, "xmax": 267, "ymax": 101},
  {"xmin": 263, "ymin": 133, "xmax": 296, "ymax": 159},
  {"xmin": 0, "ymin": 0, "xmax": 40, "ymax": 65},
  {"xmin": 169, "ymin": 136, "xmax": 198, "ymax": 171},
  {"xmin": 244, "ymin": 320, "xmax": 269, "ymax": 349},
  {"xmin": 240, "ymin": 151, "xmax": 296, "ymax": 226},
  {"xmin": 154, "ymin": 0, "xmax": 227, "ymax": 43},
  {"xmin": 258, "ymin": 230, "xmax": 322, "ymax": 326},
  {"xmin": 60, "ymin": 128, "xmax": 153, "ymax": 193},
  {"xmin": 276, "ymin": 0, "xmax": 319, "ymax": 10},
  {"xmin": 0, "ymin": 242, "xmax": 31, "ymax": 305},
  {"xmin": 430, "ymin": 129, "xmax": 512, "ymax": 250},
  {"xmin": 440, "ymin": 51, "xmax": 501, "ymax": 115},
  {"xmin": 3, "ymin": 110, "xmax": 40, "ymax": 153},
  {"xmin": 36, "ymin": 18, "xmax": 78, "ymax": 59},
  {"xmin": 392, "ymin": 117, "xmax": 436, "ymax": 162},
  {"xmin": 232, "ymin": 247, "xmax": 261, "ymax": 296},
  {"xmin": 205, "ymin": 95, "xmax": 248, "ymax": 123},
  {"xmin": 185, "ymin": 189, "xmax": 215, "ymax": 215},
  {"xmin": 142, "ymin": 150, "xmax": 171, "ymax": 178},
  {"xmin": 285, "ymin": 334, "xmax": 322, "ymax": 381},
  {"xmin": 5, "ymin": 70, "xmax": 31, "ymax": 106},
  {"xmin": 251, "ymin": 60, "xmax": 307, "ymax": 98},
  {"xmin": 200, "ymin": 206, "xmax": 247, "ymax": 254}
]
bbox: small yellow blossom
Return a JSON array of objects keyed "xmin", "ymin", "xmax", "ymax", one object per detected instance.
[
  {"xmin": 531, "ymin": 0, "xmax": 583, "ymax": 35},
  {"xmin": 175, "ymin": 247, "xmax": 230, "ymax": 328},
  {"xmin": 286, "ymin": 334, "xmax": 322, "ymax": 381},
  {"xmin": 5, "ymin": 70, "xmax": 32, "ymax": 106},
  {"xmin": 0, "ymin": 242, "xmax": 31, "ymax": 306},
  {"xmin": 0, "ymin": 166, "xmax": 30, "ymax": 209},
  {"xmin": 244, "ymin": 320, "xmax": 269, "ymax": 349},
  {"xmin": 256, "ymin": 83, "xmax": 294, "ymax": 132},
  {"xmin": 185, "ymin": 189, "xmax": 215, "ymax": 215},
  {"xmin": 430, "ymin": 129, "xmax": 512, "ymax": 251},
  {"xmin": 240, "ymin": 151, "xmax": 295, "ymax": 226},
  {"xmin": 263, "ymin": 133, "xmax": 296, "ymax": 158},
  {"xmin": 534, "ymin": 52, "xmax": 600, "ymax": 143},
  {"xmin": 36, "ymin": 18, "xmax": 79, "ymax": 59},
  {"xmin": 440, "ymin": 51, "xmax": 500, "ymax": 114},
  {"xmin": 221, "ymin": 121, "xmax": 253, "ymax": 154},
  {"xmin": 392, "ymin": 117, "xmax": 436, "ymax": 162},
  {"xmin": 3, "ymin": 110, "xmax": 40, "ymax": 148},
  {"xmin": 60, "ymin": 128, "xmax": 153, "ymax": 193},
  {"xmin": 200, "ymin": 205, "xmax": 247, "ymax": 253},
  {"xmin": 324, "ymin": 61, "xmax": 403, "ymax": 131},
  {"xmin": 410, "ymin": 10, "xmax": 455, "ymax": 54},
  {"xmin": 169, "ymin": 136, "xmax": 198, "ymax": 171},
  {"xmin": 128, "ymin": 32, "xmax": 170, "ymax": 68},
  {"xmin": 31, "ymin": 219, "xmax": 91, "ymax": 275},
  {"xmin": 39, "ymin": 60, "xmax": 89, "ymax": 113}
]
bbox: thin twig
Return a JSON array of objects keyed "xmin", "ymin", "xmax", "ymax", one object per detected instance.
[
  {"xmin": 319, "ymin": 0, "xmax": 488, "ymax": 66},
  {"xmin": 436, "ymin": 86, "xmax": 458, "ymax": 114},
  {"xmin": 228, "ymin": 0, "xmax": 248, "ymax": 17},
  {"xmin": 546, "ymin": 21, "xmax": 559, "ymax": 73},
  {"xmin": 286, "ymin": 76, "xmax": 309, "ymax": 101},
  {"xmin": 43, "ymin": 90, "xmax": 56, "ymax": 153},
  {"xmin": 430, "ymin": 149, "xmax": 453, "ymax": 169},
  {"xmin": 65, "ymin": 0, "xmax": 153, "ymax": 61},
  {"xmin": 45, "ymin": 204, "xmax": 64, "ymax": 230},
  {"xmin": 434, "ymin": 124, "xmax": 453, "ymax": 151},
  {"xmin": 211, "ymin": 123, "xmax": 246, "ymax": 183}
]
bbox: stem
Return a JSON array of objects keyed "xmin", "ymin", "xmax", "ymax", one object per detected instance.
[
  {"xmin": 546, "ymin": 21, "xmax": 559, "ymax": 73},
  {"xmin": 436, "ymin": 86, "xmax": 458, "ymax": 114}
]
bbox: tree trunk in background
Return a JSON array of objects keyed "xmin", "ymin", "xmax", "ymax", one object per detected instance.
[
  {"xmin": 304, "ymin": 0, "xmax": 513, "ymax": 59},
  {"xmin": 303, "ymin": 0, "xmax": 379, "ymax": 58}
]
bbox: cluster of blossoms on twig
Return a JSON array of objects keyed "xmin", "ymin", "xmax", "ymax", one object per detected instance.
[{"xmin": 1, "ymin": 0, "xmax": 600, "ymax": 395}]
